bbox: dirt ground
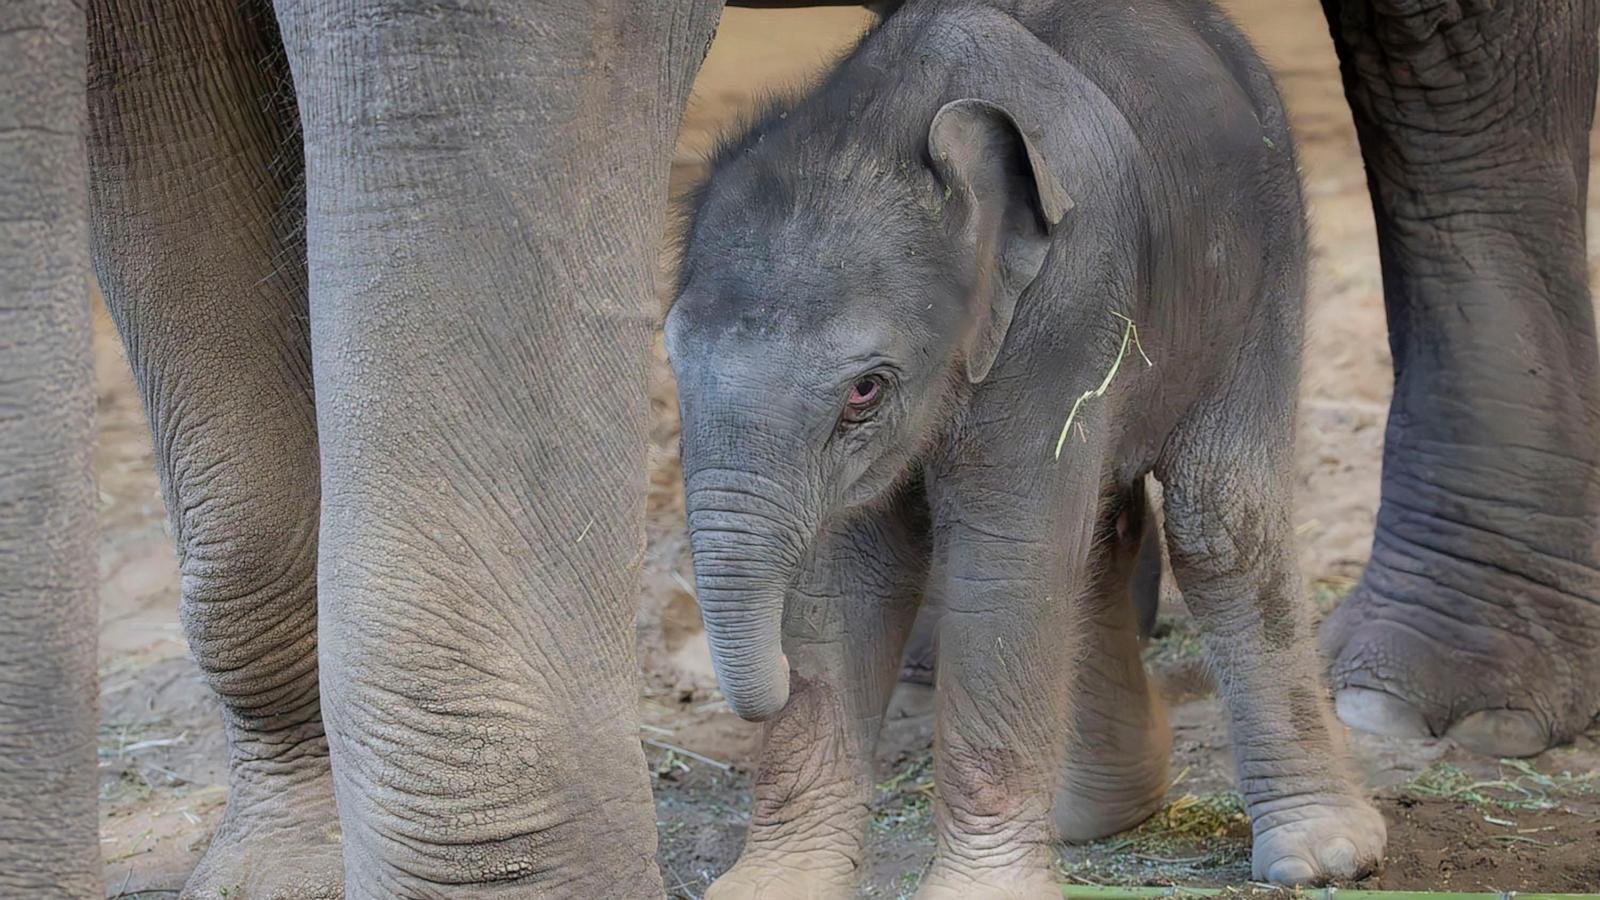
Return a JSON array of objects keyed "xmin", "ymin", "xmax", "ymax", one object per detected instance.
[{"xmin": 93, "ymin": 1, "xmax": 1600, "ymax": 897}]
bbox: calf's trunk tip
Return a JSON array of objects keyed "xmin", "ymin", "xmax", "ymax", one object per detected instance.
[{"xmin": 697, "ymin": 591, "xmax": 792, "ymax": 721}]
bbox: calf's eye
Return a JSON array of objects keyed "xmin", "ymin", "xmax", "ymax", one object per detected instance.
[
  {"xmin": 840, "ymin": 375, "xmax": 887, "ymax": 428},
  {"xmin": 848, "ymin": 378, "xmax": 880, "ymax": 408}
]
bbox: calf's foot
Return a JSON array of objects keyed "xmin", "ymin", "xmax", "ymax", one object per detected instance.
[
  {"xmin": 1054, "ymin": 647, "xmax": 1171, "ymax": 842},
  {"xmin": 705, "ymin": 850, "xmax": 856, "ymax": 900},
  {"xmin": 183, "ymin": 740, "xmax": 343, "ymax": 900},
  {"xmin": 1053, "ymin": 708, "xmax": 1169, "ymax": 842},
  {"xmin": 914, "ymin": 859, "xmax": 1060, "ymax": 900},
  {"xmin": 1250, "ymin": 795, "xmax": 1385, "ymax": 885}
]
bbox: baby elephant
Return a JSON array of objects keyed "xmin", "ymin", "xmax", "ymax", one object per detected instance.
[{"xmin": 666, "ymin": 1, "xmax": 1385, "ymax": 896}]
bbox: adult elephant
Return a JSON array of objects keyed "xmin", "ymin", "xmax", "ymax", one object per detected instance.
[
  {"xmin": 1313, "ymin": 0, "xmax": 1600, "ymax": 758},
  {"xmin": 0, "ymin": 2, "xmax": 1594, "ymax": 900},
  {"xmin": 7, "ymin": 0, "xmax": 723, "ymax": 895}
]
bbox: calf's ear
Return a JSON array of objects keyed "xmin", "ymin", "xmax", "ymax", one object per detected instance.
[{"xmin": 928, "ymin": 98, "xmax": 1072, "ymax": 383}]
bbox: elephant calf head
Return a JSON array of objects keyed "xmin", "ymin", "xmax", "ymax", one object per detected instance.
[{"xmin": 666, "ymin": 51, "xmax": 1069, "ymax": 720}]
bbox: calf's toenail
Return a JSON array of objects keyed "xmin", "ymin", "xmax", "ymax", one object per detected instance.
[{"xmin": 1266, "ymin": 855, "xmax": 1317, "ymax": 885}]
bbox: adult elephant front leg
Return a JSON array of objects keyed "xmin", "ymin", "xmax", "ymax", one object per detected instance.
[
  {"xmin": 274, "ymin": 0, "xmax": 723, "ymax": 892},
  {"xmin": 1318, "ymin": 0, "xmax": 1600, "ymax": 756},
  {"xmin": 86, "ymin": 2, "xmax": 341, "ymax": 895},
  {"xmin": 0, "ymin": 2, "xmax": 99, "ymax": 894}
]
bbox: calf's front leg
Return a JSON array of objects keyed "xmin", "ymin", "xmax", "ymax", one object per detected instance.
[
  {"xmin": 917, "ymin": 461, "xmax": 1095, "ymax": 900},
  {"xmin": 708, "ymin": 495, "xmax": 928, "ymax": 900}
]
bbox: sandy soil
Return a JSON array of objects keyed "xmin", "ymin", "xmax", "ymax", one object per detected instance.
[{"xmin": 92, "ymin": 1, "xmax": 1600, "ymax": 896}]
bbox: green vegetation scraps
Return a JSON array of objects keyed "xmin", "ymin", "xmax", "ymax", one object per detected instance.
[
  {"xmin": 1055, "ymin": 312, "xmax": 1152, "ymax": 460},
  {"xmin": 1405, "ymin": 759, "xmax": 1598, "ymax": 811}
]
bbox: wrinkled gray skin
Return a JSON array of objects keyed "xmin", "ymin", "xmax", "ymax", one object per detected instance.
[
  {"xmin": 1, "ymin": 4, "xmax": 100, "ymax": 897},
  {"xmin": 83, "ymin": 0, "xmax": 722, "ymax": 894},
  {"xmin": 8, "ymin": 0, "xmax": 721, "ymax": 896},
  {"xmin": 1314, "ymin": 0, "xmax": 1600, "ymax": 760},
  {"xmin": 668, "ymin": 1, "xmax": 1384, "ymax": 894},
  {"xmin": 3, "ymin": 0, "xmax": 1598, "ymax": 895}
]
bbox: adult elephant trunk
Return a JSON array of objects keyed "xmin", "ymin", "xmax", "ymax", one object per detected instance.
[{"xmin": 684, "ymin": 470, "xmax": 814, "ymax": 722}]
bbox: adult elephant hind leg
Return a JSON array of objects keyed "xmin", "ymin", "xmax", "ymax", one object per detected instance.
[
  {"xmin": 274, "ymin": 0, "xmax": 722, "ymax": 893},
  {"xmin": 708, "ymin": 497, "xmax": 928, "ymax": 899},
  {"xmin": 0, "ymin": 3, "xmax": 100, "ymax": 895},
  {"xmin": 1318, "ymin": 0, "xmax": 1600, "ymax": 756},
  {"xmin": 1159, "ymin": 396, "xmax": 1383, "ymax": 886},
  {"xmin": 86, "ymin": 1, "xmax": 340, "ymax": 895},
  {"xmin": 1054, "ymin": 486, "xmax": 1171, "ymax": 844}
]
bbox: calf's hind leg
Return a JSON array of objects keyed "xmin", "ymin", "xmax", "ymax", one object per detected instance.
[
  {"xmin": 1054, "ymin": 483, "xmax": 1172, "ymax": 842},
  {"xmin": 1159, "ymin": 399, "xmax": 1384, "ymax": 885}
]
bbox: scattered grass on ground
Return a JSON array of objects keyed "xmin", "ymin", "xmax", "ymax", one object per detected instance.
[
  {"xmin": 97, "ymin": 711, "xmax": 189, "ymax": 806},
  {"xmin": 1309, "ymin": 576, "xmax": 1357, "ymax": 613},
  {"xmin": 1128, "ymin": 793, "xmax": 1251, "ymax": 846},
  {"xmin": 1059, "ymin": 792, "xmax": 1252, "ymax": 887},
  {"xmin": 1402, "ymin": 758, "xmax": 1599, "ymax": 812},
  {"xmin": 872, "ymin": 750, "xmax": 935, "ymax": 835}
]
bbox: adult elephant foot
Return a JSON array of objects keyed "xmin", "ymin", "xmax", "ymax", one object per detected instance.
[
  {"xmin": 1321, "ymin": 556, "xmax": 1600, "ymax": 757},
  {"xmin": 1249, "ymin": 797, "xmax": 1385, "ymax": 885},
  {"xmin": 1318, "ymin": 0, "xmax": 1600, "ymax": 756},
  {"xmin": 184, "ymin": 749, "xmax": 343, "ymax": 900}
]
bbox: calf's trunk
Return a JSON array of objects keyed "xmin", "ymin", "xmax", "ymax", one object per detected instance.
[{"xmin": 685, "ymin": 475, "xmax": 812, "ymax": 721}]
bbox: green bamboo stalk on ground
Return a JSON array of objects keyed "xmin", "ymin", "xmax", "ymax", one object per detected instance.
[{"xmin": 1062, "ymin": 886, "xmax": 1600, "ymax": 900}]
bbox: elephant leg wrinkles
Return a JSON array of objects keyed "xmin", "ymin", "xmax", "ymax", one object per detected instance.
[
  {"xmin": 914, "ymin": 455, "xmax": 1098, "ymax": 900},
  {"xmin": 1158, "ymin": 367, "xmax": 1384, "ymax": 885},
  {"xmin": 87, "ymin": 0, "xmax": 341, "ymax": 896},
  {"xmin": 272, "ymin": 0, "xmax": 723, "ymax": 892},
  {"xmin": 0, "ymin": 2, "xmax": 101, "ymax": 895},
  {"xmin": 1054, "ymin": 486, "xmax": 1171, "ymax": 845},
  {"xmin": 1318, "ymin": 0, "xmax": 1600, "ymax": 757}
]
